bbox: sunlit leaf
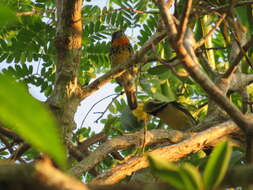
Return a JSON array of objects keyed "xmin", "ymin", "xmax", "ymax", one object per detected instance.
[
  {"xmin": 148, "ymin": 155, "xmax": 185, "ymax": 190},
  {"xmin": 180, "ymin": 163, "xmax": 204, "ymax": 190},
  {"xmin": 203, "ymin": 141, "xmax": 232, "ymax": 190},
  {"xmin": 0, "ymin": 74, "xmax": 66, "ymax": 168},
  {"xmin": 0, "ymin": 4, "xmax": 18, "ymax": 27}
]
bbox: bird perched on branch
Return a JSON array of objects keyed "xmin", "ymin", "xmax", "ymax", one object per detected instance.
[
  {"xmin": 143, "ymin": 99, "xmax": 197, "ymax": 130},
  {"xmin": 110, "ymin": 30, "xmax": 138, "ymax": 110}
]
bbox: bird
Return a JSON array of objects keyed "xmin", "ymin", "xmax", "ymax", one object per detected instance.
[
  {"xmin": 143, "ymin": 99, "xmax": 197, "ymax": 130},
  {"xmin": 110, "ymin": 30, "xmax": 138, "ymax": 110}
]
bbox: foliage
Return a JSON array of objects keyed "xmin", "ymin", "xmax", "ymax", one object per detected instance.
[
  {"xmin": 149, "ymin": 141, "xmax": 232, "ymax": 190},
  {"xmin": 0, "ymin": 74, "xmax": 66, "ymax": 168},
  {"xmin": 0, "ymin": 0, "xmax": 252, "ymax": 187}
]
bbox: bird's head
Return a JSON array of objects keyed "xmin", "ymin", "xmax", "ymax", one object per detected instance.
[
  {"xmin": 143, "ymin": 100, "xmax": 167, "ymax": 115},
  {"xmin": 111, "ymin": 30, "xmax": 130, "ymax": 46}
]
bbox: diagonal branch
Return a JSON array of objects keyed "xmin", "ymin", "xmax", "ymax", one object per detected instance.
[
  {"xmin": 91, "ymin": 120, "xmax": 240, "ymax": 184},
  {"xmin": 230, "ymin": 73, "xmax": 253, "ymax": 92},
  {"xmin": 79, "ymin": 30, "xmax": 167, "ymax": 100},
  {"xmin": 178, "ymin": 0, "xmax": 192, "ymax": 44},
  {"xmin": 223, "ymin": 35, "xmax": 253, "ymax": 79},
  {"xmin": 156, "ymin": 0, "xmax": 253, "ymax": 162},
  {"xmin": 68, "ymin": 129, "xmax": 188, "ymax": 177},
  {"xmin": 157, "ymin": 0, "xmax": 253, "ymax": 132},
  {"xmin": 0, "ymin": 125, "xmax": 22, "ymax": 142},
  {"xmin": 195, "ymin": 13, "xmax": 226, "ymax": 49},
  {"xmin": 230, "ymin": 28, "xmax": 253, "ymax": 70}
]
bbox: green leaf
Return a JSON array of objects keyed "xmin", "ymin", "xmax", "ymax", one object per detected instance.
[
  {"xmin": 148, "ymin": 155, "xmax": 185, "ymax": 190},
  {"xmin": 0, "ymin": 74, "xmax": 66, "ymax": 168},
  {"xmin": 160, "ymin": 80, "xmax": 175, "ymax": 100},
  {"xmin": 236, "ymin": 6, "xmax": 253, "ymax": 34},
  {"xmin": 180, "ymin": 163, "xmax": 204, "ymax": 190},
  {"xmin": 147, "ymin": 65, "xmax": 169, "ymax": 75},
  {"xmin": 0, "ymin": 4, "xmax": 18, "ymax": 27},
  {"xmin": 203, "ymin": 141, "xmax": 232, "ymax": 190},
  {"xmin": 120, "ymin": 106, "xmax": 143, "ymax": 131},
  {"xmin": 153, "ymin": 91, "xmax": 174, "ymax": 102}
]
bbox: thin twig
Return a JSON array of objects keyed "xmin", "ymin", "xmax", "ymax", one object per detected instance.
[
  {"xmin": 16, "ymin": 9, "xmax": 55, "ymax": 16},
  {"xmin": 195, "ymin": 13, "xmax": 227, "ymax": 49},
  {"xmin": 0, "ymin": 134, "xmax": 13, "ymax": 154},
  {"xmin": 151, "ymin": 44, "xmax": 188, "ymax": 77},
  {"xmin": 192, "ymin": 1, "xmax": 253, "ymax": 17},
  {"xmin": 214, "ymin": 0, "xmax": 253, "ymax": 12},
  {"xmin": 223, "ymin": 35, "xmax": 253, "ymax": 79},
  {"xmin": 178, "ymin": 0, "xmax": 192, "ymax": 44},
  {"xmin": 111, "ymin": 126, "xmax": 124, "ymax": 136},
  {"xmin": 0, "ymin": 125, "xmax": 22, "ymax": 142},
  {"xmin": 200, "ymin": 46, "xmax": 229, "ymax": 51},
  {"xmin": 10, "ymin": 143, "xmax": 30, "ymax": 161},
  {"xmin": 94, "ymin": 92, "xmax": 123, "ymax": 123},
  {"xmin": 230, "ymin": 28, "xmax": 253, "ymax": 70},
  {"xmin": 100, "ymin": 7, "xmax": 159, "ymax": 17},
  {"xmin": 197, "ymin": 53, "xmax": 216, "ymax": 78},
  {"xmin": 80, "ymin": 93, "xmax": 121, "ymax": 128}
]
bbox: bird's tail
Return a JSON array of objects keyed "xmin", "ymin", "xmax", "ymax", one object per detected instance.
[{"xmin": 125, "ymin": 89, "xmax": 138, "ymax": 110}]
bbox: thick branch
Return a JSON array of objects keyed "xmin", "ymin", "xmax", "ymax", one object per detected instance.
[
  {"xmin": 48, "ymin": 0, "xmax": 83, "ymax": 140},
  {"xmin": 230, "ymin": 73, "xmax": 253, "ymax": 92},
  {"xmin": 1, "ymin": 162, "xmax": 253, "ymax": 189},
  {"xmin": 0, "ymin": 159, "xmax": 89, "ymax": 190},
  {"xmin": 78, "ymin": 132, "xmax": 107, "ymax": 153},
  {"xmin": 157, "ymin": 0, "xmax": 253, "ymax": 134},
  {"xmin": 91, "ymin": 120, "xmax": 240, "ymax": 184},
  {"xmin": 69, "ymin": 129, "xmax": 188, "ymax": 177}
]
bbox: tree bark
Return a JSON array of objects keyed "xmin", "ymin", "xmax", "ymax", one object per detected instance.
[{"xmin": 47, "ymin": 0, "xmax": 83, "ymax": 140}]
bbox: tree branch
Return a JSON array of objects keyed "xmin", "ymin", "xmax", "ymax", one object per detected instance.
[
  {"xmin": 0, "ymin": 159, "xmax": 90, "ymax": 190},
  {"xmin": 1, "ymin": 161, "xmax": 253, "ymax": 189},
  {"xmin": 78, "ymin": 132, "xmax": 108, "ymax": 153},
  {"xmin": 156, "ymin": 0, "xmax": 253, "ymax": 158},
  {"xmin": 195, "ymin": 14, "xmax": 227, "ymax": 49},
  {"xmin": 79, "ymin": 30, "xmax": 167, "ymax": 100},
  {"xmin": 230, "ymin": 73, "xmax": 253, "ymax": 92},
  {"xmin": 178, "ymin": 0, "xmax": 192, "ymax": 44},
  {"xmin": 157, "ymin": 0, "xmax": 253, "ymax": 163},
  {"xmin": 68, "ymin": 129, "xmax": 188, "ymax": 177},
  {"xmin": 91, "ymin": 119, "xmax": 240, "ymax": 184},
  {"xmin": 0, "ymin": 125, "xmax": 22, "ymax": 142},
  {"xmin": 223, "ymin": 35, "xmax": 253, "ymax": 79}
]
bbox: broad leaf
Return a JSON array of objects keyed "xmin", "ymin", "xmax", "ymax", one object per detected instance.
[
  {"xmin": 0, "ymin": 4, "xmax": 18, "ymax": 27},
  {"xmin": 180, "ymin": 163, "xmax": 204, "ymax": 190},
  {"xmin": 148, "ymin": 155, "xmax": 185, "ymax": 190},
  {"xmin": 203, "ymin": 141, "xmax": 232, "ymax": 190},
  {"xmin": 0, "ymin": 75, "xmax": 66, "ymax": 168}
]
